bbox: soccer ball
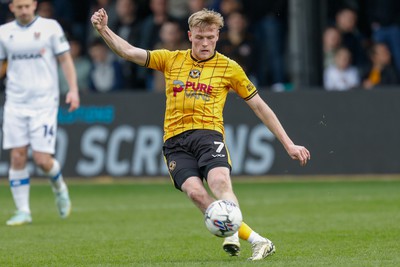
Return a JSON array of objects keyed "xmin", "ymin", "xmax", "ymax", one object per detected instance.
[{"xmin": 204, "ymin": 200, "xmax": 243, "ymax": 237}]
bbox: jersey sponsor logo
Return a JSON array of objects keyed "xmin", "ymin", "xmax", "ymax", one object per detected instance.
[
  {"xmin": 186, "ymin": 81, "xmax": 213, "ymax": 94},
  {"xmin": 172, "ymin": 80, "xmax": 213, "ymax": 100},
  {"xmin": 11, "ymin": 53, "xmax": 42, "ymax": 60},
  {"xmin": 185, "ymin": 90, "xmax": 210, "ymax": 101},
  {"xmin": 172, "ymin": 80, "xmax": 185, "ymax": 96}
]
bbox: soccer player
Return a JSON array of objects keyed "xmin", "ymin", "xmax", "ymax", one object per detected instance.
[
  {"xmin": 91, "ymin": 8, "xmax": 310, "ymax": 260},
  {"xmin": 0, "ymin": 0, "xmax": 80, "ymax": 226}
]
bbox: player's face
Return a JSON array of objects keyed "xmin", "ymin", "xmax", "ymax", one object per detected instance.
[
  {"xmin": 188, "ymin": 25, "xmax": 219, "ymax": 61},
  {"xmin": 9, "ymin": 0, "xmax": 37, "ymax": 25}
]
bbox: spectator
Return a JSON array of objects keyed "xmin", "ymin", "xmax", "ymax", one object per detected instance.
[
  {"xmin": 334, "ymin": 7, "xmax": 368, "ymax": 70},
  {"xmin": 86, "ymin": 0, "xmax": 118, "ymax": 46},
  {"xmin": 241, "ymin": 0, "xmax": 288, "ymax": 90},
  {"xmin": 176, "ymin": 0, "xmax": 210, "ymax": 31},
  {"xmin": 138, "ymin": 0, "xmax": 170, "ymax": 89},
  {"xmin": 139, "ymin": 0, "xmax": 170, "ymax": 50},
  {"xmin": 36, "ymin": 0, "xmax": 72, "ymax": 37},
  {"xmin": 0, "ymin": 0, "xmax": 12, "ymax": 25},
  {"xmin": 366, "ymin": 0, "xmax": 400, "ymax": 77},
  {"xmin": 88, "ymin": 38, "xmax": 124, "ymax": 93},
  {"xmin": 167, "ymin": 0, "xmax": 188, "ymax": 20},
  {"xmin": 110, "ymin": 0, "xmax": 144, "ymax": 89},
  {"xmin": 188, "ymin": 0, "xmax": 209, "ymax": 13},
  {"xmin": 217, "ymin": 0, "xmax": 242, "ymax": 19},
  {"xmin": 36, "ymin": 0, "xmax": 54, "ymax": 18},
  {"xmin": 59, "ymin": 37, "xmax": 92, "ymax": 94},
  {"xmin": 323, "ymin": 47, "xmax": 360, "ymax": 91},
  {"xmin": 52, "ymin": 0, "xmax": 74, "ymax": 27},
  {"xmin": 53, "ymin": 0, "xmax": 90, "ymax": 46},
  {"xmin": 154, "ymin": 19, "xmax": 190, "ymax": 52},
  {"xmin": 151, "ymin": 20, "xmax": 190, "ymax": 92},
  {"xmin": 217, "ymin": 11, "xmax": 257, "ymax": 84},
  {"xmin": 361, "ymin": 43, "xmax": 399, "ymax": 89},
  {"xmin": 322, "ymin": 26, "xmax": 342, "ymax": 68}
]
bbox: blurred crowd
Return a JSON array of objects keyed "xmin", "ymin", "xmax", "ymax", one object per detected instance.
[
  {"xmin": 323, "ymin": 0, "xmax": 400, "ymax": 91},
  {"xmin": 1, "ymin": 0, "xmax": 400, "ymax": 93}
]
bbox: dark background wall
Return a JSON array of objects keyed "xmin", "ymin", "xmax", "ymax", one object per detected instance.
[{"xmin": 0, "ymin": 89, "xmax": 399, "ymax": 177}]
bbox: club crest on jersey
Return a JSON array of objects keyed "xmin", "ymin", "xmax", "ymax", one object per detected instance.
[
  {"xmin": 189, "ymin": 69, "xmax": 201, "ymax": 79},
  {"xmin": 34, "ymin": 32, "xmax": 41, "ymax": 40}
]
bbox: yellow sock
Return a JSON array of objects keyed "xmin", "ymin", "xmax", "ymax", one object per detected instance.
[{"xmin": 238, "ymin": 221, "xmax": 253, "ymax": 240}]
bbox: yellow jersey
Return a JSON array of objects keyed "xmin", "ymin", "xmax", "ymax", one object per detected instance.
[{"xmin": 145, "ymin": 49, "xmax": 258, "ymax": 141}]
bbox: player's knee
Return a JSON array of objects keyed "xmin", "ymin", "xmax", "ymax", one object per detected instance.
[
  {"xmin": 208, "ymin": 174, "xmax": 232, "ymax": 191},
  {"xmin": 32, "ymin": 154, "xmax": 53, "ymax": 172},
  {"xmin": 10, "ymin": 149, "xmax": 28, "ymax": 169},
  {"xmin": 207, "ymin": 167, "xmax": 231, "ymax": 185},
  {"xmin": 186, "ymin": 188, "xmax": 209, "ymax": 204}
]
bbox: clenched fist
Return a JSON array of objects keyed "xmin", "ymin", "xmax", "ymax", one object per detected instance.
[{"xmin": 91, "ymin": 8, "xmax": 108, "ymax": 32}]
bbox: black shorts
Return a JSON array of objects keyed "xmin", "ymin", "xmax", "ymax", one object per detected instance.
[{"xmin": 163, "ymin": 129, "xmax": 232, "ymax": 191}]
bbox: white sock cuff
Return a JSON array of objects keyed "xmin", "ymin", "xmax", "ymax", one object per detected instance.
[
  {"xmin": 9, "ymin": 168, "xmax": 30, "ymax": 180},
  {"xmin": 248, "ymin": 231, "xmax": 265, "ymax": 244},
  {"xmin": 45, "ymin": 159, "xmax": 61, "ymax": 178}
]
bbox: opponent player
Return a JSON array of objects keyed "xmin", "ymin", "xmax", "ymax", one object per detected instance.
[
  {"xmin": 91, "ymin": 8, "xmax": 310, "ymax": 260},
  {"xmin": 0, "ymin": 0, "xmax": 80, "ymax": 225}
]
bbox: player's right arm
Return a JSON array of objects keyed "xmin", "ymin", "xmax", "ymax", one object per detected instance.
[
  {"xmin": 91, "ymin": 8, "xmax": 147, "ymax": 66},
  {"xmin": 246, "ymin": 94, "xmax": 311, "ymax": 166}
]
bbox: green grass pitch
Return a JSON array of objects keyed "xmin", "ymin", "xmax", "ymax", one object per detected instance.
[{"xmin": 0, "ymin": 177, "xmax": 399, "ymax": 266}]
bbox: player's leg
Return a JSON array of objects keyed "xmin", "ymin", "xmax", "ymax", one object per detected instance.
[
  {"xmin": 30, "ymin": 106, "xmax": 71, "ymax": 218},
  {"xmin": 207, "ymin": 167, "xmax": 275, "ymax": 260},
  {"xmin": 163, "ymin": 131, "xmax": 214, "ymax": 211},
  {"xmin": 6, "ymin": 147, "xmax": 32, "ymax": 226},
  {"xmin": 2, "ymin": 105, "xmax": 32, "ymax": 225},
  {"xmin": 33, "ymin": 152, "xmax": 71, "ymax": 218},
  {"xmin": 207, "ymin": 167, "xmax": 241, "ymax": 256},
  {"xmin": 238, "ymin": 222, "xmax": 275, "ymax": 261},
  {"xmin": 206, "ymin": 167, "xmax": 238, "ymax": 205},
  {"xmin": 194, "ymin": 130, "xmax": 242, "ymax": 257},
  {"xmin": 181, "ymin": 176, "xmax": 215, "ymax": 212}
]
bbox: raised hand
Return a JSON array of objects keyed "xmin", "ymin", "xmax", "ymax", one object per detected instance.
[{"xmin": 91, "ymin": 8, "xmax": 108, "ymax": 32}]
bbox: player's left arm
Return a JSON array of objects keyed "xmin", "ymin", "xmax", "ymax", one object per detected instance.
[
  {"xmin": 58, "ymin": 52, "xmax": 80, "ymax": 112},
  {"xmin": 246, "ymin": 94, "xmax": 311, "ymax": 166}
]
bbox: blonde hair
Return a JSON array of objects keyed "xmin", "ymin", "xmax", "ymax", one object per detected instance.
[{"xmin": 188, "ymin": 9, "xmax": 224, "ymax": 30}]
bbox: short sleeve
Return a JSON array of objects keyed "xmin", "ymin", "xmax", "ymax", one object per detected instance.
[
  {"xmin": 230, "ymin": 61, "xmax": 258, "ymax": 101},
  {"xmin": 50, "ymin": 20, "xmax": 70, "ymax": 55},
  {"xmin": 146, "ymin": 49, "xmax": 172, "ymax": 72}
]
